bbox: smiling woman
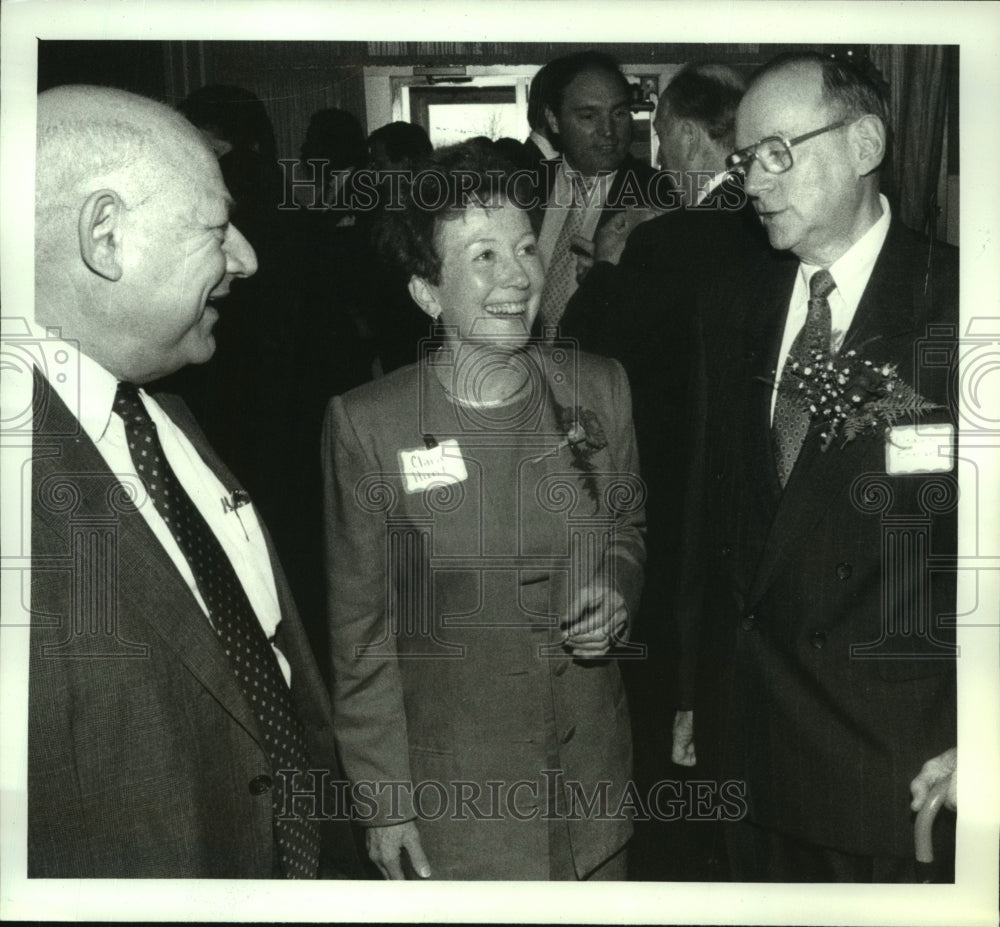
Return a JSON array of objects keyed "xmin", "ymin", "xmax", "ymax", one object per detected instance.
[{"xmin": 322, "ymin": 139, "xmax": 647, "ymax": 881}]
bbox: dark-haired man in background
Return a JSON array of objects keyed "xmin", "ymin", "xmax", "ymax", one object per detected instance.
[
  {"xmin": 675, "ymin": 52, "xmax": 958, "ymax": 882},
  {"xmin": 534, "ymin": 50, "xmax": 657, "ymax": 331}
]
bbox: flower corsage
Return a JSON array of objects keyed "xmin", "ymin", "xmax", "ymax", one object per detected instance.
[
  {"xmin": 777, "ymin": 347, "xmax": 941, "ymax": 451},
  {"xmin": 553, "ymin": 403, "xmax": 608, "ymax": 506}
]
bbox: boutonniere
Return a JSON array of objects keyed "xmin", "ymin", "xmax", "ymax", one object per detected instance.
[
  {"xmin": 553, "ymin": 403, "xmax": 608, "ymax": 505},
  {"xmin": 774, "ymin": 348, "xmax": 941, "ymax": 451}
]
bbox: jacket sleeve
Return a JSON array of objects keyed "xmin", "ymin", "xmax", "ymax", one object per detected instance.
[
  {"xmin": 671, "ymin": 310, "xmax": 709, "ymax": 710},
  {"xmin": 603, "ymin": 357, "xmax": 647, "ymax": 625},
  {"xmin": 322, "ymin": 394, "xmax": 416, "ymax": 825}
]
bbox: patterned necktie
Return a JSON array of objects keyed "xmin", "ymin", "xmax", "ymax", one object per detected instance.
[
  {"xmin": 113, "ymin": 382, "xmax": 320, "ymax": 878},
  {"xmin": 539, "ymin": 199, "xmax": 587, "ymax": 334},
  {"xmin": 772, "ymin": 268, "xmax": 836, "ymax": 487}
]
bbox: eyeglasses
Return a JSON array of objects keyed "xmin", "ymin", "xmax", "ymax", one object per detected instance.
[{"xmin": 725, "ymin": 118, "xmax": 851, "ymax": 176}]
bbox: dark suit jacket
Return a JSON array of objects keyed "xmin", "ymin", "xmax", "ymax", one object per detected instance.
[
  {"xmin": 322, "ymin": 347, "xmax": 645, "ymax": 879},
  {"xmin": 28, "ymin": 373, "xmax": 358, "ymax": 878},
  {"xmin": 560, "ymin": 180, "xmax": 767, "ymax": 658},
  {"xmin": 677, "ymin": 220, "xmax": 958, "ymax": 858}
]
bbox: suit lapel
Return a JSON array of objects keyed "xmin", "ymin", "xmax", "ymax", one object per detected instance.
[
  {"xmin": 747, "ymin": 226, "xmax": 919, "ymax": 605},
  {"xmin": 33, "ymin": 374, "xmax": 268, "ymax": 749},
  {"xmin": 740, "ymin": 256, "xmax": 798, "ymax": 521}
]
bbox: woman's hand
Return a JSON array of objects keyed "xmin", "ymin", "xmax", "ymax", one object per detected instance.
[
  {"xmin": 365, "ymin": 820, "xmax": 431, "ymax": 879},
  {"xmin": 563, "ymin": 578, "xmax": 628, "ymax": 658}
]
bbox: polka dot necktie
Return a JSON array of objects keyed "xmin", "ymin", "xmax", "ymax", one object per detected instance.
[
  {"xmin": 539, "ymin": 200, "xmax": 587, "ymax": 334},
  {"xmin": 772, "ymin": 268, "xmax": 836, "ymax": 487},
  {"xmin": 113, "ymin": 382, "xmax": 320, "ymax": 878}
]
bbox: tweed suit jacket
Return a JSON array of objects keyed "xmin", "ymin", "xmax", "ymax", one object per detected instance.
[
  {"xmin": 28, "ymin": 372, "xmax": 357, "ymax": 878},
  {"xmin": 323, "ymin": 346, "xmax": 645, "ymax": 879},
  {"xmin": 677, "ymin": 220, "xmax": 958, "ymax": 858}
]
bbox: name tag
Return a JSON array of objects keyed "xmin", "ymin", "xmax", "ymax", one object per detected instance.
[
  {"xmin": 398, "ymin": 439, "xmax": 468, "ymax": 494},
  {"xmin": 885, "ymin": 424, "xmax": 955, "ymax": 475}
]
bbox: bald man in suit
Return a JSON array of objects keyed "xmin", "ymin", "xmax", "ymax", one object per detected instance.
[{"xmin": 25, "ymin": 85, "xmax": 357, "ymax": 878}]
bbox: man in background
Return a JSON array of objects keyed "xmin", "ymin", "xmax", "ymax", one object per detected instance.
[
  {"xmin": 534, "ymin": 50, "xmax": 657, "ymax": 332},
  {"xmin": 557, "ymin": 64, "xmax": 765, "ymax": 877}
]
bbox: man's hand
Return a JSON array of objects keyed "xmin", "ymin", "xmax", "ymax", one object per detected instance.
[
  {"xmin": 593, "ymin": 207, "xmax": 663, "ymax": 267},
  {"xmin": 563, "ymin": 578, "xmax": 627, "ymax": 659},
  {"xmin": 592, "ymin": 213, "xmax": 629, "ymax": 266},
  {"xmin": 570, "ymin": 234, "xmax": 596, "ymax": 283},
  {"xmin": 365, "ymin": 820, "xmax": 431, "ymax": 880},
  {"xmin": 671, "ymin": 709, "xmax": 697, "ymax": 766},
  {"xmin": 910, "ymin": 747, "xmax": 956, "ymax": 812}
]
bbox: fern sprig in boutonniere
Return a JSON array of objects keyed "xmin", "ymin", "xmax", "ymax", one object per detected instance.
[{"xmin": 777, "ymin": 347, "xmax": 941, "ymax": 451}]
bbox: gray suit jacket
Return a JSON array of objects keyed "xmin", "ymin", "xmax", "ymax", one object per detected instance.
[
  {"xmin": 323, "ymin": 347, "xmax": 645, "ymax": 878},
  {"xmin": 28, "ymin": 372, "xmax": 358, "ymax": 878}
]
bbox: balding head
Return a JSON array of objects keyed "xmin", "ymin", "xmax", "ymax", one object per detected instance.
[
  {"xmin": 35, "ymin": 85, "xmax": 256, "ymax": 383},
  {"xmin": 36, "ymin": 86, "xmax": 216, "ymax": 260},
  {"xmin": 735, "ymin": 56, "xmax": 887, "ymax": 265},
  {"xmin": 654, "ymin": 62, "xmax": 746, "ymax": 202}
]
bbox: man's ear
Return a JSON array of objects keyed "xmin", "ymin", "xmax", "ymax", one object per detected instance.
[
  {"xmin": 78, "ymin": 189, "xmax": 124, "ymax": 281},
  {"xmin": 849, "ymin": 114, "xmax": 887, "ymax": 176},
  {"xmin": 408, "ymin": 275, "xmax": 442, "ymax": 321},
  {"xmin": 544, "ymin": 104, "xmax": 560, "ymax": 140},
  {"xmin": 679, "ymin": 119, "xmax": 701, "ymax": 161}
]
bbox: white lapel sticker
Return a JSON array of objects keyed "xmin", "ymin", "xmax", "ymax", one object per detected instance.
[
  {"xmin": 885, "ymin": 423, "xmax": 954, "ymax": 475},
  {"xmin": 399, "ymin": 439, "xmax": 468, "ymax": 494}
]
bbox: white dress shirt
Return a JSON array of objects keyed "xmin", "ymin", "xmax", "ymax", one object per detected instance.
[
  {"xmin": 24, "ymin": 320, "xmax": 291, "ymax": 683},
  {"xmin": 695, "ymin": 169, "xmax": 731, "ymax": 206},
  {"xmin": 770, "ymin": 194, "xmax": 892, "ymax": 423}
]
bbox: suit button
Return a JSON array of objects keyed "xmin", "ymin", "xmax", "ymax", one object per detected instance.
[
  {"xmin": 553, "ymin": 660, "xmax": 569, "ymax": 677},
  {"xmin": 561, "ymin": 725, "xmax": 576, "ymax": 744},
  {"xmin": 714, "ymin": 470, "xmax": 725, "ymax": 482},
  {"xmin": 809, "ymin": 631, "xmax": 827, "ymax": 649},
  {"xmin": 721, "ymin": 545, "xmax": 733, "ymax": 557},
  {"xmin": 248, "ymin": 774, "xmax": 272, "ymax": 796},
  {"xmin": 741, "ymin": 613, "xmax": 756, "ymax": 631},
  {"xmin": 836, "ymin": 562, "xmax": 853, "ymax": 580}
]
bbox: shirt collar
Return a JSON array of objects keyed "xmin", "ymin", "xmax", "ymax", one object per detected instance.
[
  {"xmin": 558, "ymin": 157, "xmax": 616, "ymax": 197},
  {"xmin": 530, "ymin": 130, "xmax": 559, "ymax": 161},
  {"xmin": 695, "ymin": 169, "xmax": 731, "ymax": 206},
  {"xmin": 798, "ymin": 194, "xmax": 891, "ymax": 304},
  {"xmin": 28, "ymin": 317, "xmax": 125, "ymax": 445}
]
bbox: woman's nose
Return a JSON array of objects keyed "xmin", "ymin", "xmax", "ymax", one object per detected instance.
[{"xmin": 499, "ymin": 252, "xmax": 529, "ymax": 288}]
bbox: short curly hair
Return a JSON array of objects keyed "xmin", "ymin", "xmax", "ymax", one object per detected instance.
[{"xmin": 374, "ymin": 139, "xmax": 537, "ymax": 285}]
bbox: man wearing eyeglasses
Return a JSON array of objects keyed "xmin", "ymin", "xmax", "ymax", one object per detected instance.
[{"xmin": 674, "ymin": 52, "xmax": 957, "ymax": 882}]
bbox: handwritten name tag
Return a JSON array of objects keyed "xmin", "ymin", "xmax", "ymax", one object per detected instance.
[
  {"xmin": 398, "ymin": 439, "xmax": 468, "ymax": 494},
  {"xmin": 885, "ymin": 423, "xmax": 955, "ymax": 475}
]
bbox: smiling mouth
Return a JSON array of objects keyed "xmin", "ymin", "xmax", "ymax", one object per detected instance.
[{"xmin": 484, "ymin": 301, "xmax": 529, "ymax": 317}]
